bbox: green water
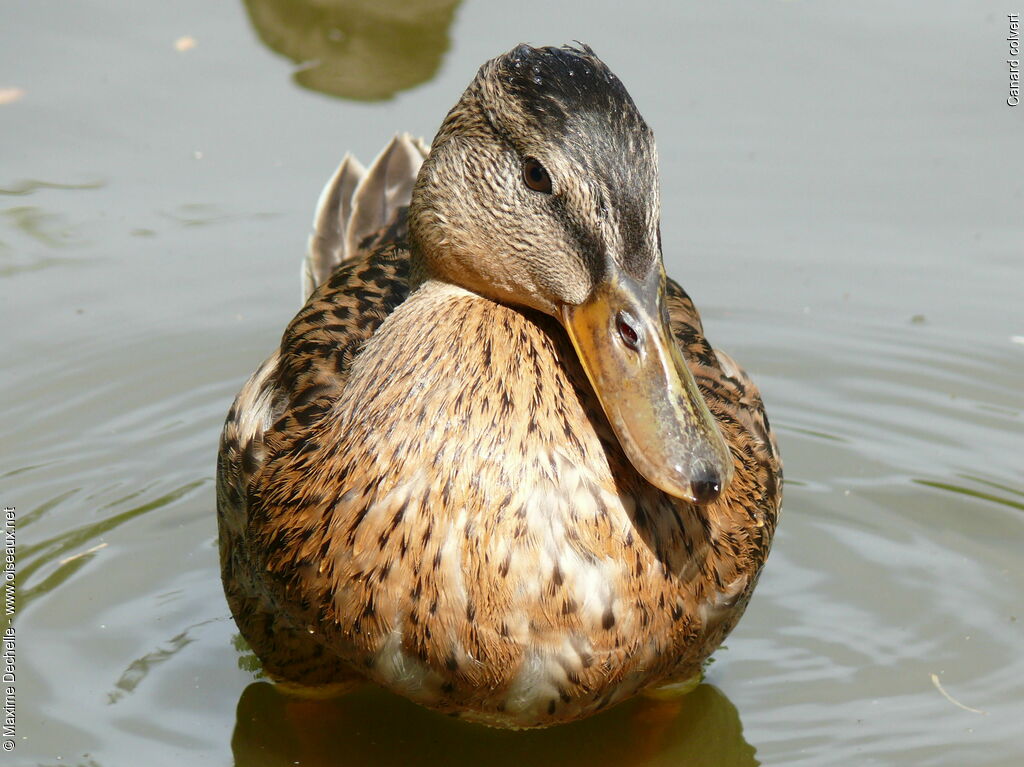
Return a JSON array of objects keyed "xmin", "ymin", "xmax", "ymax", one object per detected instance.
[{"xmin": 3, "ymin": 1, "xmax": 1022, "ymax": 765}]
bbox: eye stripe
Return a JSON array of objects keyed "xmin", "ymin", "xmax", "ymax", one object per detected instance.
[{"xmin": 549, "ymin": 192, "xmax": 606, "ymax": 287}]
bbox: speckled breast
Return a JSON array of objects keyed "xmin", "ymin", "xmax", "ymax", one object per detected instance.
[{"xmin": 249, "ymin": 282, "xmax": 768, "ymax": 728}]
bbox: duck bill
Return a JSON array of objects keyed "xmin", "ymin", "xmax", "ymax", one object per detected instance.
[{"xmin": 559, "ymin": 266, "xmax": 734, "ymax": 504}]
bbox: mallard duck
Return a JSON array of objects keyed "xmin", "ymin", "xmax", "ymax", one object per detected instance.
[{"xmin": 217, "ymin": 43, "xmax": 781, "ymax": 729}]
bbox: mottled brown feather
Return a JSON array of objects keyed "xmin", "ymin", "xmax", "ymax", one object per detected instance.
[
  {"xmin": 218, "ymin": 223, "xmax": 780, "ymax": 725},
  {"xmin": 217, "ymin": 44, "xmax": 782, "ymax": 729}
]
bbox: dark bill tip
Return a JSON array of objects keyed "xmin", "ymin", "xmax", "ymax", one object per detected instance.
[{"xmin": 690, "ymin": 469, "xmax": 723, "ymax": 506}]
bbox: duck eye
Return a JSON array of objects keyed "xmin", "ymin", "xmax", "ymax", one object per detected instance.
[{"xmin": 522, "ymin": 158, "xmax": 553, "ymax": 194}]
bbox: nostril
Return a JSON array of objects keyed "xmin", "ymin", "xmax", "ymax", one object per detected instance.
[
  {"xmin": 616, "ymin": 312, "xmax": 640, "ymax": 351},
  {"xmin": 690, "ymin": 472, "xmax": 722, "ymax": 505}
]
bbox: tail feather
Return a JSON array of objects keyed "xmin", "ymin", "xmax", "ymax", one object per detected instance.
[
  {"xmin": 302, "ymin": 133, "xmax": 428, "ymax": 301},
  {"xmin": 344, "ymin": 133, "xmax": 427, "ymax": 259},
  {"xmin": 304, "ymin": 153, "xmax": 366, "ymax": 298}
]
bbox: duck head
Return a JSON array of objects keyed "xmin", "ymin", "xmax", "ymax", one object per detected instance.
[{"xmin": 409, "ymin": 43, "xmax": 733, "ymax": 505}]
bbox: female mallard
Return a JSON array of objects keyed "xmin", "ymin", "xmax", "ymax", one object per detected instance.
[{"xmin": 217, "ymin": 43, "xmax": 781, "ymax": 729}]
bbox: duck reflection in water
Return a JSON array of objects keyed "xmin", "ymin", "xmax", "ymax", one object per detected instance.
[{"xmin": 231, "ymin": 680, "xmax": 759, "ymax": 767}]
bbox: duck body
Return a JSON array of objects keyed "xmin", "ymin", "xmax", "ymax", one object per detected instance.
[{"xmin": 218, "ymin": 44, "xmax": 781, "ymax": 728}]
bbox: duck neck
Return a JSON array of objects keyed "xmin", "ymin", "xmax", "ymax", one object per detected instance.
[{"xmin": 406, "ymin": 237, "xmax": 431, "ymax": 292}]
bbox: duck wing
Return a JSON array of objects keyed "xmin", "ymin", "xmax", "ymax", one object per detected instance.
[
  {"xmin": 217, "ymin": 136, "xmax": 425, "ymax": 681},
  {"xmin": 664, "ymin": 278, "xmax": 783, "ymax": 554},
  {"xmin": 222, "ymin": 133, "xmax": 426, "ymax": 509}
]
